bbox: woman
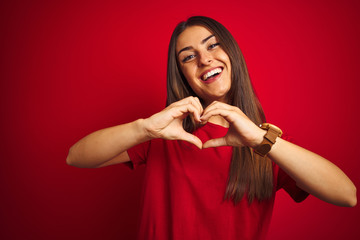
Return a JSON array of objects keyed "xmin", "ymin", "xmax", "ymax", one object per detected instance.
[{"xmin": 66, "ymin": 16, "xmax": 356, "ymax": 239}]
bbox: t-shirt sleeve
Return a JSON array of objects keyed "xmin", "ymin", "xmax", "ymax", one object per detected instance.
[
  {"xmin": 125, "ymin": 140, "xmax": 151, "ymax": 169},
  {"xmin": 276, "ymin": 167, "xmax": 309, "ymax": 202}
]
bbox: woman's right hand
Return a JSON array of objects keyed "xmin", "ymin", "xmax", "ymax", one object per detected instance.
[{"xmin": 142, "ymin": 96, "xmax": 203, "ymax": 149}]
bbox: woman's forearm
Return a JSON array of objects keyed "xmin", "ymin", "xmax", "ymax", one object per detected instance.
[
  {"xmin": 66, "ymin": 97, "xmax": 204, "ymax": 168},
  {"xmin": 268, "ymin": 138, "xmax": 357, "ymax": 207},
  {"xmin": 66, "ymin": 119, "xmax": 149, "ymax": 168}
]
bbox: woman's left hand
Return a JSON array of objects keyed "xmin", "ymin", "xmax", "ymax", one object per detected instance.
[{"xmin": 200, "ymin": 101, "xmax": 265, "ymax": 149}]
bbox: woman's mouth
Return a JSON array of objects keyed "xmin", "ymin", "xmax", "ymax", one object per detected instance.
[{"xmin": 201, "ymin": 67, "xmax": 223, "ymax": 81}]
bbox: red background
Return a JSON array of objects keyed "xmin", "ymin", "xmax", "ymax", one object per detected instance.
[{"xmin": 1, "ymin": 0, "xmax": 359, "ymax": 239}]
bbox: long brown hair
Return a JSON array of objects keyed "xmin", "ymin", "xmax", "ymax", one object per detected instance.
[{"xmin": 166, "ymin": 16, "xmax": 273, "ymax": 203}]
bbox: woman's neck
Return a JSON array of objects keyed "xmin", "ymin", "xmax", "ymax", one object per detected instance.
[{"xmin": 207, "ymin": 115, "xmax": 229, "ymax": 128}]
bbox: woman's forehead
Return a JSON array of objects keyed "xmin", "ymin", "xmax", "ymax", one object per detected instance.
[{"xmin": 176, "ymin": 26, "xmax": 214, "ymax": 52}]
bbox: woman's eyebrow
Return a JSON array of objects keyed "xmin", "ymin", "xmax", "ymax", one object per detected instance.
[
  {"xmin": 201, "ymin": 34, "xmax": 215, "ymax": 44},
  {"xmin": 177, "ymin": 34, "xmax": 215, "ymax": 56}
]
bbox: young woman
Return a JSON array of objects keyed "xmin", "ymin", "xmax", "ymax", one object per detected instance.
[{"xmin": 66, "ymin": 16, "xmax": 356, "ymax": 240}]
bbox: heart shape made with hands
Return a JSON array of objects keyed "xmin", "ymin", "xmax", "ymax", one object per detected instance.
[
  {"xmin": 181, "ymin": 117, "xmax": 237, "ymax": 150},
  {"xmin": 160, "ymin": 99, "xmax": 262, "ymax": 150}
]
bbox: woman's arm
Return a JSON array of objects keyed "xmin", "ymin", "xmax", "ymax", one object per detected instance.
[
  {"xmin": 268, "ymin": 138, "xmax": 357, "ymax": 207},
  {"xmin": 66, "ymin": 97, "xmax": 203, "ymax": 168},
  {"xmin": 201, "ymin": 101, "xmax": 357, "ymax": 207},
  {"xmin": 66, "ymin": 119, "xmax": 149, "ymax": 168}
]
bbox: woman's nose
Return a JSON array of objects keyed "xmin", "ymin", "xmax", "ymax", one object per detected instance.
[{"xmin": 198, "ymin": 51, "xmax": 212, "ymax": 66}]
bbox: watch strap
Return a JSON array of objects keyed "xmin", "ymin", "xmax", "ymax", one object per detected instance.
[
  {"xmin": 254, "ymin": 123, "xmax": 282, "ymax": 157},
  {"xmin": 265, "ymin": 127, "xmax": 281, "ymax": 144}
]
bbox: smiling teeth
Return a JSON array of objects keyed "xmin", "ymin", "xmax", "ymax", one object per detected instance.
[{"xmin": 202, "ymin": 68, "xmax": 222, "ymax": 81}]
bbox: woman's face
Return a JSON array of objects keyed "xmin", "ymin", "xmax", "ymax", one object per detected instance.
[{"xmin": 176, "ymin": 25, "xmax": 231, "ymax": 106}]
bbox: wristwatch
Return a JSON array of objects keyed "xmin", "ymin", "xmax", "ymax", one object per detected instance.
[{"xmin": 254, "ymin": 123, "xmax": 283, "ymax": 157}]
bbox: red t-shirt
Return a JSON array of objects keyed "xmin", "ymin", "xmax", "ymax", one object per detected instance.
[{"xmin": 127, "ymin": 122, "xmax": 308, "ymax": 240}]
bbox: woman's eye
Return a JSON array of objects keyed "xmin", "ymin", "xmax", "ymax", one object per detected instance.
[
  {"xmin": 208, "ymin": 43, "xmax": 220, "ymax": 50},
  {"xmin": 182, "ymin": 55, "xmax": 195, "ymax": 63}
]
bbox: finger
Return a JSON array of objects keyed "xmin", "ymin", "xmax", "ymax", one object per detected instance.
[
  {"xmin": 193, "ymin": 97, "xmax": 203, "ymax": 115},
  {"xmin": 201, "ymin": 108, "xmax": 237, "ymax": 123},
  {"xmin": 189, "ymin": 97, "xmax": 203, "ymax": 121},
  {"xmin": 179, "ymin": 132, "xmax": 203, "ymax": 149},
  {"xmin": 202, "ymin": 102, "xmax": 236, "ymax": 121},
  {"xmin": 171, "ymin": 96, "xmax": 200, "ymax": 110},
  {"xmin": 202, "ymin": 100, "xmax": 217, "ymax": 113},
  {"xmin": 171, "ymin": 103, "xmax": 201, "ymax": 122},
  {"xmin": 202, "ymin": 101, "xmax": 234, "ymax": 116},
  {"xmin": 187, "ymin": 96, "xmax": 203, "ymax": 119},
  {"xmin": 170, "ymin": 97, "xmax": 202, "ymax": 122},
  {"xmin": 201, "ymin": 101, "xmax": 226, "ymax": 124},
  {"xmin": 202, "ymin": 137, "xmax": 228, "ymax": 148},
  {"xmin": 169, "ymin": 96, "xmax": 193, "ymax": 106}
]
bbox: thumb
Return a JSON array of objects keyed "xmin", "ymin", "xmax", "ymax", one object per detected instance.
[
  {"xmin": 179, "ymin": 132, "xmax": 203, "ymax": 149},
  {"xmin": 202, "ymin": 137, "xmax": 227, "ymax": 149}
]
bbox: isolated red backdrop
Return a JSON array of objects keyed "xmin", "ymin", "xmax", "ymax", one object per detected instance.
[{"xmin": 1, "ymin": 0, "xmax": 359, "ymax": 239}]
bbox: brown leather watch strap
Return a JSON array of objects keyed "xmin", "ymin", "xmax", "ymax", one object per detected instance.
[
  {"xmin": 265, "ymin": 128, "xmax": 280, "ymax": 143},
  {"xmin": 254, "ymin": 123, "xmax": 283, "ymax": 157}
]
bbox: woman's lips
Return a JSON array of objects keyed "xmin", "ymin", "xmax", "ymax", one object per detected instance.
[{"xmin": 200, "ymin": 67, "xmax": 223, "ymax": 84}]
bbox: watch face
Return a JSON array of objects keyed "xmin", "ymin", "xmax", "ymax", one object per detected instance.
[{"xmin": 260, "ymin": 123, "xmax": 283, "ymax": 137}]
